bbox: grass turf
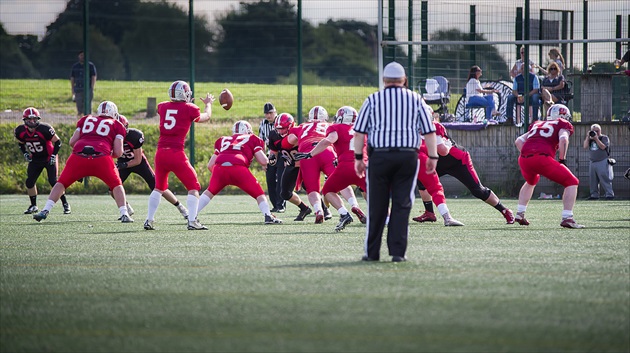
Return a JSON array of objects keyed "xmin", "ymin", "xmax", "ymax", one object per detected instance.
[{"xmin": 1, "ymin": 194, "xmax": 628, "ymax": 352}]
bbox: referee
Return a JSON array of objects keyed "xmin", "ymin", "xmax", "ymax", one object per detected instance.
[
  {"xmin": 259, "ymin": 102, "xmax": 285, "ymax": 212},
  {"xmin": 354, "ymin": 62, "xmax": 438, "ymax": 262}
]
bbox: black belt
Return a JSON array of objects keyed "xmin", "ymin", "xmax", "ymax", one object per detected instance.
[
  {"xmin": 521, "ymin": 153, "xmax": 550, "ymax": 158},
  {"xmin": 372, "ymin": 147, "xmax": 418, "ymax": 153}
]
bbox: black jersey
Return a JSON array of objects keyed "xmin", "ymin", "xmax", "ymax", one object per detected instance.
[
  {"xmin": 267, "ymin": 130, "xmax": 283, "ymax": 152},
  {"xmin": 271, "ymin": 134, "xmax": 299, "ymax": 167},
  {"xmin": 14, "ymin": 123, "xmax": 56, "ymax": 161},
  {"xmin": 118, "ymin": 128, "xmax": 147, "ymax": 163}
]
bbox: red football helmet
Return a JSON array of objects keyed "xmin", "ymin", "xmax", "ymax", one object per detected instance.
[
  {"xmin": 22, "ymin": 107, "xmax": 41, "ymax": 128},
  {"xmin": 274, "ymin": 113, "xmax": 295, "ymax": 136},
  {"xmin": 168, "ymin": 80, "xmax": 193, "ymax": 102},
  {"xmin": 335, "ymin": 106, "xmax": 358, "ymax": 125},
  {"xmin": 118, "ymin": 115, "xmax": 129, "ymax": 129}
]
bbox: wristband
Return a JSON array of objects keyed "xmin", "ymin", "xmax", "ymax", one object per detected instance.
[
  {"xmin": 354, "ymin": 153, "xmax": 363, "ymax": 160},
  {"xmin": 428, "ymin": 156, "xmax": 440, "ymax": 160}
]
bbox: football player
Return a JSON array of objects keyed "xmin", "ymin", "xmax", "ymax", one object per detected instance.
[
  {"xmin": 514, "ymin": 104, "xmax": 584, "ymax": 228},
  {"xmin": 413, "ymin": 112, "xmax": 515, "ymax": 224},
  {"xmin": 114, "ymin": 115, "xmax": 188, "ymax": 219},
  {"xmin": 271, "ymin": 113, "xmax": 313, "ymax": 221},
  {"xmin": 15, "ymin": 107, "xmax": 71, "ymax": 215},
  {"xmin": 144, "ymin": 81, "xmax": 214, "ymax": 231},
  {"xmin": 294, "ymin": 106, "xmax": 368, "ymax": 232},
  {"xmin": 197, "ymin": 121, "xmax": 282, "ymax": 224},
  {"xmin": 33, "ymin": 101, "xmax": 131, "ymax": 223}
]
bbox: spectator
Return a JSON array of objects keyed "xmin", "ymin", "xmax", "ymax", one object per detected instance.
[
  {"xmin": 70, "ymin": 51, "xmax": 97, "ymax": 117},
  {"xmin": 259, "ymin": 102, "xmax": 285, "ymax": 213},
  {"xmin": 354, "ymin": 61, "xmax": 440, "ymax": 262},
  {"xmin": 15, "ymin": 107, "xmax": 71, "ymax": 215},
  {"xmin": 537, "ymin": 48, "xmax": 566, "ymax": 75},
  {"xmin": 615, "ymin": 48, "xmax": 630, "ymax": 67},
  {"xmin": 510, "ymin": 46, "xmax": 537, "ymax": 79},
  {"xmin": 465, "ymin": 66, "xmax": 500, "ymax": 121},
  {"xmin": 506, "ymin": 71, "xmax": 541, "ymax": 127},
  {"xmin": 540, "ymin": 61, "xmax": 566, "ymax": 114},
  {"xmin": 583, "ymin": 124, "xmax": 614, "ymax": 200}
]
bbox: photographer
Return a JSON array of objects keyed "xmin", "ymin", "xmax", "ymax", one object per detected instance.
[{"xmin": 583, "ymin": 124, "xmax": 614, "ymax": 200}]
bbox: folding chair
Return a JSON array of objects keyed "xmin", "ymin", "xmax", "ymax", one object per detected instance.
[
  {"xmin": 422, "ymin": 76, "xmax": 450, "ymax": 116},
  {"xmin": 462, "ymin": 88, "xmax": 486, "ymax": 123}
]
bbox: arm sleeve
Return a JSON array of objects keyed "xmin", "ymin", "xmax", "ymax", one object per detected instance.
[{"xmin": 53, "ymin": 140, "xmax": 61, "ymax": 154}]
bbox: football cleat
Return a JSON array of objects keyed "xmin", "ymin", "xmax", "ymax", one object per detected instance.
[
  {"xmin": 264, "ymin": 214, "xmax": 283, "ymax": 224},
  {"xmin": 126, "ymin": 203, "xmax": 135, "ymax": 216},
  {"xmin": 412, "ymin": 211, "xmax": 437, "ymax": 223},
  {"xmin": 120, "ymin": 215, "xmax": 134, "ymax": 223},
  {"xmin": 294, "ymin": 207, "xmax": 312, "ymax": 221},
  {"xmin": 560, "ymin": 218, "xmax": 585, "ymax": 229},
  {"xmin": 143, "ymin": 220, "xmax": 155, "ymax": 230},
  {"xmin": 62, "ymin": 203, "xmax": 71, "ymax": 215},
  {"xmin": 501, "ymin": 208, "xmax": 515, "ymax": 224},
  {"xmin": 314, "ymin": 211, "xmax": 324, "ymax": 224},
  {"xmin": 187, "ymin": 219, "xmax": 208, "ymax": 230},
  {"xmin": 33, "ymin": 210, "xmax": 49, "ymax": 222},
  {"xmin": 24, "ymin": 205, "xmax": 39, "ymax": 214},
  {"xmin": 176, "ymin": 204, "xmax": 189, "ymax": 220},
  {"xmin": 351, "ymin": 206, "xmax": 367, "ymax": 224},
  {"xmin": 334, "ymin": 213, "xmax": 353, "ymax": 232},
  {"xmin": 444, "ymin": 216, "xmax": 464, "ymax": 226},
  {"xmin": 515, "ymin": 213, "xmax": 529, "ymax": 226},
  {"xmin": 324, "ymin": 208, "xmax": 333, "ymax": 221}
]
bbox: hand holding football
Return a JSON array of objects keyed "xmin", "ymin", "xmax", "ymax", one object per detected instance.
[{"xmin": 219, "ymin": 89, "xmax": 233, "ymax": 110}]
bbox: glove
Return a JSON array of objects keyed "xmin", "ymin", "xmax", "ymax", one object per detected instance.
[
  {"xmin": 49, "ymin": 154, "xmax": 57, "ymax": 165},
  {"xmin": 24, "ymin": 153, "xmax": 32, "ymax": 163},
  {"xmin": 117, "ymin": 161, "xmax": 128, "ymax": 170},
  {"xmin": 281, "ymin": 154, "xmax": 292, "ymax": 165},
  {"xmin": 293, "ymin": 152, "xmax": 311, "ymax": 161},
  {"xmin": 268, "ymin": 154, "xmax": 277, "ymax": 166},
  {"xmin": 559, "ymin": 159, "xmax": 567, "ymax": 166}
]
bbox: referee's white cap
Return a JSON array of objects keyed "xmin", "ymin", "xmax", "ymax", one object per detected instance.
[{"xmin": 383, "ymin": 62, "xmax": 406, "ymax": 78}]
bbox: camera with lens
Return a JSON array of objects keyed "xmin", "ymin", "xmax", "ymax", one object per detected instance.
[{"xmin": 589, "ymin": 130, "xmax": 596, "ymax": 138}]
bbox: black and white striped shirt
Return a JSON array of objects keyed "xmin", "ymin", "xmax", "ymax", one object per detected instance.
[
  {"xmin": 355, "ymin": 86, "xmax": 435, "ymax": 149},
  {"xmin": 258, "ymin": 119, "xmax": 275, "ymax": 144}
]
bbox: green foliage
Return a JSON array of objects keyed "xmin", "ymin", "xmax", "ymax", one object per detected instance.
[
  {"xmin": 1, "ymin": 195, "xmax": 628, "ymax": 352},
  {"xmin": 0, "ymin": 33, "xmax": 39, "ymax": 79}
]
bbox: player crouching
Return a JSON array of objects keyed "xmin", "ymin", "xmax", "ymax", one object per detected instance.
[{"xmin": 197, "ymin": 121, "xmax": 282, "ymax": 224}]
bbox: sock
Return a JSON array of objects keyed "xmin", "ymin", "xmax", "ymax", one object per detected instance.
[
  {"xmin": 43, "ymin": 199, "xmax": 55, "ymax": 212},
  {"xmin": 197, "ymin": 194, "xmax": 212, "ymax": 214},
  {"xmin": 338, "ymin": 206, "xmax": 349, "ymax": 215},
  {"xmin": 561, "ymin": 210, "xmax": 573, "ymax": 219},
  {"xmin": 60, "ymin": 195, "xmax": 68, "ymax": 205},
  {"xmin": 423, "ymin": 201, "xmax": 434, "ymax": 213},
  {"xmin": 258, "ymin": 200, "xmax": 271, "ymax": 216},
  {"xmin": 119, "ymin": 205, "xmax": 129, "ymax": 217},
  {"xmin": 313, "ymin": 202, "xmax": 322, "ymax": 214},
  {"xmin": 493, "ymin": 201, "xmax": 506, "ymax": 212},
  {"xmin": 173, "ymin": 201, "xmax": 180, "ymax": 207},
  {"xmin": 30, "ymin": 195, "xmax": 37, "ymax": 206},
  {"xmin": 299, "ymin": 202, "xmax": 309, "ymax": 211},
  {"xmin": 187, "ymin": 194, "xmax": 199, "ymax": 222},
  {"xmin": 517, "ymin": 204, "xmax": 527, "ymax": 214},
  {"xmin": 437, "ymin": 203, "xmax": 450, "ymax": 217},
  {"xmin": 347, "ymin": 197, "xmax": 358, "ymax": 208},
  {"xmin": 146, "ymin": 190, "xmax": 162, "ymax": 221}
]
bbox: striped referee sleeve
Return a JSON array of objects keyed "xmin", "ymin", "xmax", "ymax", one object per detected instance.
[{"xmin": 258, "ymin": 120, "xmax": 274, "ymax": 142}]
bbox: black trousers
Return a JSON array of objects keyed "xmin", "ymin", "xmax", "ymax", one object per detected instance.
[
  {"xmin": 365, "ymin": 150, "xmax": 419, "ymax": 259},
  {"xmin": 266, "ymin": 162, "xmax": 286, "ymax": 209},
  {"xmin": 279, "ymin": 165, "xmax": 299, "ymax": 201},
  {"xmin": 26, "ymin": 161, "xmax": 58, "ymax": 189},
  {"xmin": 119, "ymin": 158, "xmax": 157, "ymax": 190}
]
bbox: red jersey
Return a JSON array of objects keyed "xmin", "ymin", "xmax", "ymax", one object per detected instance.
[
  {"xmin": 213, "ymin": 133, "xmax": 265, "ymax": 168},
  {"xmin": 292, "ymin": 121, "xmax": 330, "ymax": 153},
  {"xmin": 520, "ymin": 118, "xmax": 574, "ymax": 157},
  {"xmin": 73, "ymin": 115, "xmax": 126, "ymax": 155},
  {"xmin": 156, "ymin": 101, "xmax": 201, "ymax": 150},
  {"xmin": 327, "ymin": 124, "xmax": 355, "ymax": 163}
]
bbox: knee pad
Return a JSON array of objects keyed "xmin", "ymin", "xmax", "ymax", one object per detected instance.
[
  {"xmin": 471, "ymin": 185, "xmax": 492, "ymax": 201},
  {"xmin": 25, "ymin": 177, "xmax": 37, "ymax": 189}
]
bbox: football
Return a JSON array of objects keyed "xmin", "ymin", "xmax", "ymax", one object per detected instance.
[{"xmin": 219, "ymin": 89, "xmax": 233, "ymax": 110}]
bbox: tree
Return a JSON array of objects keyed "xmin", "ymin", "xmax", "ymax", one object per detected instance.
[
  {"xmin": 119, "ymin": 1, "xmax": 215, "ymax": 81},
  {"xmin": 0, "ymin": 24, "xmax": 39, "ymax": 78}
]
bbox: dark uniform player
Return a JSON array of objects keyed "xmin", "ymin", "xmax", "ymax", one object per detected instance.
[
  {"xmin": 115, "ymin": 116, "xmax": 189, "ymax": 219},
  {"xmin": 271, "ymin": 113, "xmax": 312, "ymax": 221},
  {"xmin": 14, "ymin": 107, "xmax": 71, "ymax": 215}
]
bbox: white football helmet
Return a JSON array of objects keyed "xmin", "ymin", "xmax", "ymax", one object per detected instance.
[
  {"xmin": 308, "ymin": 106, "xmax": 328, "ymax": 122},
  {"xmin": 97, "ymin": 101, "xmax": 119, "ymax": 119},
  {"xmin": 168, "ymin": 80, "xmax": 193, "ymax": 102},
  {"xmin": 232, "ymin": 120, "xmax": 253, "ymax": 135},
  {"xmin": 335, "ymin": 106, "xmax": 358, "ymax": 125},
  {"xmin": 546, "ymin": 104, "xmax": 571, "ymax": 121}
]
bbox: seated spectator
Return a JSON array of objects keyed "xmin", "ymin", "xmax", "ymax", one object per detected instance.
[
  {"xmin": 540, "ymin": 62, "xmax": 566, "ymax": 114},
  {"xmin": 465, "ymin": 66, "xmax": 500, "ymax": 121},
  {"xmin": 536, "ymin": 48, "xmax": 566, "ymax": 75},
  {"xmin": 506, "ymin": 71, "xmax": 541, "ymax": 127},
  {"xmin": 510, "ymin": 46, "xmax": 537, "ymax": 79}
]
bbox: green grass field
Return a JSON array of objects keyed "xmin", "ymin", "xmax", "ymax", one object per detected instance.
[{"xmin": 1, "ymin": 194, "xmax": 628, "ymax": 352}]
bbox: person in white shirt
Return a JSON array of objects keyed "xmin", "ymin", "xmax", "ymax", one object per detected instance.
[{"xmin": 465, "ymin": 66, "xmax": 500, "ymax": 120}]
